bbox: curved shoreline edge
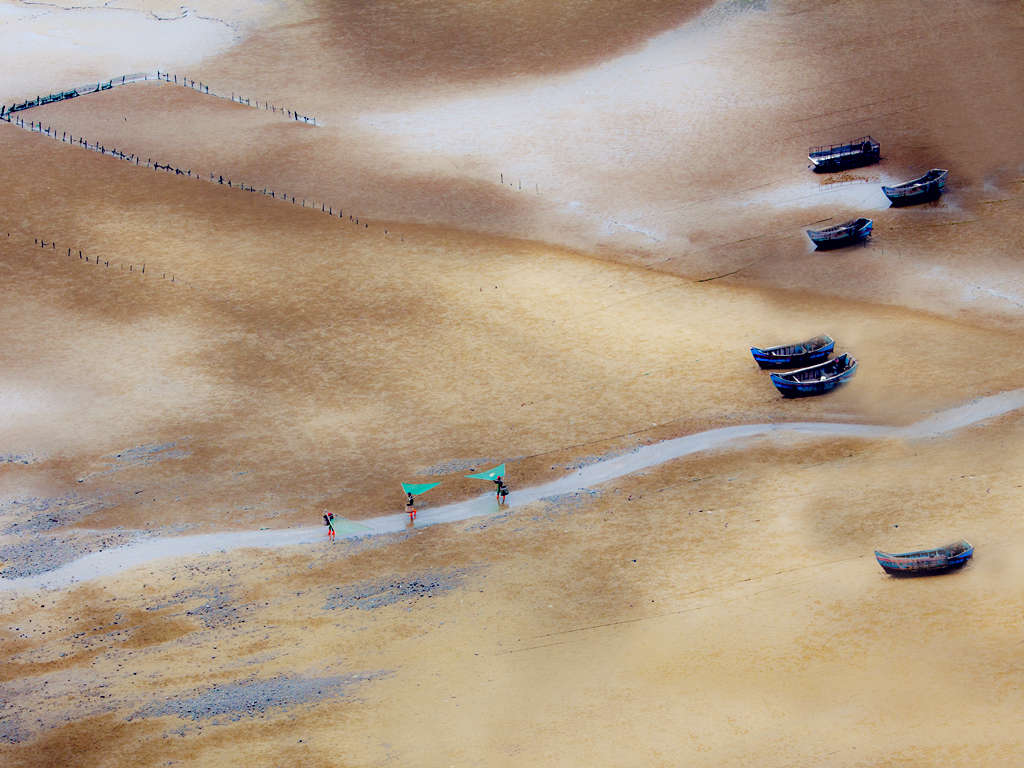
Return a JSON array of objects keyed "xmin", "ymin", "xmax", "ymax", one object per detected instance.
[{"xmin": 5, "ymin": 388, "xmax": 1023, "ymax": 593}]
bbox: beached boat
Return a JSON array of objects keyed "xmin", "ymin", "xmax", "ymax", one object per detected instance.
[
  {"xmin": 769, "ymin": 353, "xmax": 856, "ymax": 397},
  {"xmin": 806, "ymin": 217, "xmax": 873, "ymax": 249},
  {"xmin": 882, "ymin": 169, "xmax": 948, "ymax": 206},
  {"xmin": 874, "ymin": 540, "xmax": 973, "ymax": 576},
  {"xmin": 750, "ymin": 335, "xmax": 834, "ymax": 369},
  {"xmin": 808, "ymin": 136, "xmax": 880, "ymax": 172}
]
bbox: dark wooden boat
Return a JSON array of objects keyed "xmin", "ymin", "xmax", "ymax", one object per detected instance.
[
  {"xmin": 750, "ymin": 335, "xmax": 834, "ymax": 369},
  {"xmin": 875, "ymin": 540, "xmax": 973, "ymax": 576},
  {"xmin": 769, "ymin": 353, "xmax": 856, "ymax": 397},
  {"xmin": 806, "ymin": 217, "xmax": 872, "ymax": 249},
  {"xmin": 808, "ymin": 136, "xmax": 880, "ymax": 172},
  {"xmin": 882, "ymin": 169, "xmax": 948, "ymax": 206}
]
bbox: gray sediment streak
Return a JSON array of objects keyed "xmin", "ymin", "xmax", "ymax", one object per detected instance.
[{"xmin": 4, "ymin": 388, "xmax": 1023, "ymax": 592}]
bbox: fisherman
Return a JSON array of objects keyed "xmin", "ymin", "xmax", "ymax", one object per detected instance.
[
  {"xmin": 323, "ymin": 510, "xmax": 335, "ymax": 542},
  {"xmin": 494, "ymin": 476, "xmax": 509, "ymax": 505}
]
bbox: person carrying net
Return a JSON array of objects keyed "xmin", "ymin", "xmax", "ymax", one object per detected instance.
[{"xmin": 494, "ymin": 476, "xmax": 509, "ymax": 505}]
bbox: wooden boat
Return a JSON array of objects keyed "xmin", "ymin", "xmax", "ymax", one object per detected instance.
[
  {"xmin": 874, "ymin": 540, "xmax": 973, "ymax": 576},
  {"xmin": 882, "ymin": 169, "xmax": 948, "ymax": 206},
  {"xmin": 769, "ymin": 353, "xmax": 856, "ymax": 397},
  {"xmin": 808, "ymin": 136, "xmax": 880, "ymax": 172},
  {"xmin": 806, "ymin": 217, "xmax": 872, "ymax": 249},
  {"xmin": 750, "ymin": 335, "xmax": 834, "ymax": 369}
]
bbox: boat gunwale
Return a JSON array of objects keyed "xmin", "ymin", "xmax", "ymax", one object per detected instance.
[
  {"xmin": 874, "ymin": 539, "xmax": 972, "ymax": 562},
  {"xmin": 770, "ymin": 353, "xmax": 856, "ymax": 384},
  {"xmin": 751, "ymin": 335, "xmax": 834, "ymax": 357},
  {"xmin": 808, "ymin": 135, "xmax": 879, "ymax": 158},
  {"xmin": 806, "ymin": 217, "xmax": 873, "ymax": 238},
  {"xmin": 882, "ymin": 169, "xmax": 948, "ymax": 194}
]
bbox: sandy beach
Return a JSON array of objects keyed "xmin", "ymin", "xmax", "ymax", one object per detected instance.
[{"xmin": 2, "ymin": 0, "xmax": 1023, "ymax": 765}]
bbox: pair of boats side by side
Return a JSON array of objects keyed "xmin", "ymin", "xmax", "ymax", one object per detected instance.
[
  {"xmin": 750, "ymin": 334, "xmax": 856, "ymax": 398},
  {"xmin": 806, "ymin": 136, "xmax": 948, "ymax": 249},
  {"xmin": 751, "ymin": 335, "xmax": 972, "ymax": 575}
]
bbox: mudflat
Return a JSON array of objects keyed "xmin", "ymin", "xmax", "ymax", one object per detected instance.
[{"xmin": 2, "ymin": 0, "xmax": 1023, "ymax": 765}]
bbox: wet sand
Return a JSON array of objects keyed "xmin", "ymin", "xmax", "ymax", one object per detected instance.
[
  {"xmin": 2, "ymin": 0, "xmax": 1023, "ymax": 765},
  {"xmin": 6, "ymin": 387, "xmax": 1024, "ymax": 593}
]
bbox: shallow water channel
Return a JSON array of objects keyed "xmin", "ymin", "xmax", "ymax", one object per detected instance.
[{"xmin": 4, "ymin": 388, "xmax": 1023, "ymax": 592}]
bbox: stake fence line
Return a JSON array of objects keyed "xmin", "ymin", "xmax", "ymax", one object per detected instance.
[
  {"xmin": 0, "ymin": 112, "xmax": 402, "ymax": 243},
  {"xmin": 1, "ymin": 71, "xmax": 319, "ymax": 126},
  {"xmin": 9, "ymin": 232, "xmax": 186, "ymax": 288},
  {"xmin": 153, "ymin": 70, "xmax": 318, "ymax": 125}
]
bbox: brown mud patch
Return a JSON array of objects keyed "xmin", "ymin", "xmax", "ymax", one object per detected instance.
[{"xmin": 305, "ymin": 0, "xmax": 715, "ymax": 87}]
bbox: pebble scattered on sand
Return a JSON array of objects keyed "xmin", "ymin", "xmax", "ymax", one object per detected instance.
[
  {"xmin": 77, "ymin": 440, "xmax": 191, "ymax": 482},
  {"xmin": 132, "ymin": 672, "xmax": 385, "ymax": 723},
  {"xmin": 419, "ymin": 458, "xmax": 495, "ymax": 476},
  {"xmin": 148, "ymin": 585, "xmax": 258, "ymax": 629},
  {"xmin": 0, "ymin": 529, "xmax": 152, "ymax": 579},
  {"xmin": 1, "ymin": 493, "xmax": 112, "ymax": 536},
  {"xmin": 0, "ymin": 453, "xmax": 37, "ymax": 465},
  {"xmin": 538, "ymin": 489, "xmax": 602, "ymax": 513},
  {"xmin": 324, "ymin": 569, "xmax": 470, "ymax": 611}
]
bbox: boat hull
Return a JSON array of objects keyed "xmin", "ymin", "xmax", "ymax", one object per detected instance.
[
  {"xmin": 807, "ymin": 220, "xmax": 873, "ymax": 250},
  {"xmin": 877, "ymin": 559, "xmax": 970, "ymax": 577},
  {"xmin": 751, "ymin": 347, "xmax": 832, "ymax": 369},
  {"xmin": 808, "ymin": 137, "xmax": 880, "ymax": 173},
  {"xmin": 810, "ymin": 149, "xmax": 880, "ymax": 173},
  {"xmin": 770, "ymin": 353, "xmax": 856, "ymax": 397},
  {"xmin": 771, "ymin": 370, "xmax": 855, "ymax": 397},
  {"xmin": 875, "ymin": 543, "xmax": 974, "ymax": 576},
  {"xmin": 882, "ymin": 181, "xmax": 946, "ymax": 205}
]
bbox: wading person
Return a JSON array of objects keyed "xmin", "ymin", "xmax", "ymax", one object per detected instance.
[
  {"xmin": 323, "ymin": 510, "xmax": 335, "ymax": 542},
  {"xmin": 400, "ymin": 481, "xmax": 438, "ymax": 523},
  {"xmin": 494, "ymin": 476, "xmax": 509, "ymax": 505}
]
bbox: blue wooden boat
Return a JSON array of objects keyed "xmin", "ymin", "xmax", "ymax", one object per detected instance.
[
  {"xmin": 875, "ymin": 540, "xmax": 973, "ymax": 576},
  {"xmin": 750, "ymin": 335, "xmax": 834, "ymax": 369},
  {"xmin": 808, "ymin": 136, "xmax": 880, "ymax": 172},
  {"xmin": 769, "ymin": 353, "xmax": 856, "ymax": 397},
  {"xmin": 807, "ymin": 217, "xmax": 872, "ymax": 249},
  {"xmin": 882, "ymin": 169, "xmax": 948, "ymax": 206}
]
